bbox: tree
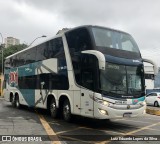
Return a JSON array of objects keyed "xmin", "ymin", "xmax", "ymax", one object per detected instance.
[{"xmin": 0, "ymin": 44, "xmax": 27, "ymax": 72}]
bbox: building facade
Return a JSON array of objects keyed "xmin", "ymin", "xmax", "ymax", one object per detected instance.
[
  {"xmin": 144, "ymin": 64, "xmax": 155, "ymax": 90},
  {"xmin": 5, "ymin": 37, "xmax": 20, "ymax": 48}
]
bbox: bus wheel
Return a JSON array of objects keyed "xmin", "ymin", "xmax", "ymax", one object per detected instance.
[
  {"xmin": 11, "ymin": 96, "xmax": 16, "ymax": 107},
  {"xmin": 50, "ymin": 99, "xmax": 58, "ymax": 118},
  {"xmin": 63, "ymin": 99, "xmax": 72, "ymax": 122},
  {"xmin": 15, "ymin": 96, "xmax": 21, "ymax": 108}
]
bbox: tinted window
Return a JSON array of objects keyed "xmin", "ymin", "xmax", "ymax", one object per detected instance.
[
  {"xmin": 47, "ymin": 37, "xmax": 64, "ymax": 58},
  {"xmin": 18, "ymin": 75, "xmax": 39, "ymax": 89},
  {"xmin": 5, "ymin": 58, "xmax": 11, "ymax": 69},
  {"xmin": 25, "ymin": 48, "xmax": 36, "ymax": 64},
  {"xmin": 145, "ymin": 74, "xmax": 154, "ymax": 80},
  {"xmin": 66, "ymin": 28, "xmax": 92, "ymax": 85},
  {"xmin": 81, "ymin": 54, "xmax": 98, "ymax": 91},
  {"xmin": 66, "ymin": 28, "xmax": 92, "ymax": 53},
  {"xmin": 18, "ymin": 52, "xmax": 26, "ymax": 66},
  {"xmin": 92, "ymin": 27, "xmax": 139, "ymax": 53},
  {"xmin": 36, "ymin": 43, "xmax": 47, "ymax": 61}
]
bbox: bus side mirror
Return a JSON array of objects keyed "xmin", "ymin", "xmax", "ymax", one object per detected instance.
[
  {"xmin": 143, "ymin": 58, "xmax": 158, "ymax": 75},
  {"xmin": 81, "ymin": 50, "xmax": 106, "ymax": 70}
]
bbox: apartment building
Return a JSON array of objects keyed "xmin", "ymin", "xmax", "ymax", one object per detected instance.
[{"xmin": 5, "ymin": 37, "xmax": 20, "ymax": 48}]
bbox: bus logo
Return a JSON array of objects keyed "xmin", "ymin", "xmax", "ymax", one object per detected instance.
[
  {"xmin": 9, "ymin": 71, "xmax": 18, "ymax": 85},
  {"xmin": 134, "ymin": 99, "xmax": 138, "ymax": 103}
]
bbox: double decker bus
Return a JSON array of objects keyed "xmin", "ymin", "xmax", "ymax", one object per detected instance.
[{"xmin": 4, "ymin": 25, "xmax": 147, "ymax": 121}]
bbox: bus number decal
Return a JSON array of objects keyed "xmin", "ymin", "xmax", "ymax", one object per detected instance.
[{"xmin": 9, "ymin": 71, "xmax": 18, "ymax": 85}]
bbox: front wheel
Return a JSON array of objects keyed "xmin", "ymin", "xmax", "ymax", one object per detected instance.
[{"xmin": 63, "ymin": 99, "xmax": 72, "ymax": 122}]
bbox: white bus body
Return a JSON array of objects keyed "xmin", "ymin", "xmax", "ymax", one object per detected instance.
[{"xmin": 4, "ymin": 25, "xmax": 146, "ymax": 121}]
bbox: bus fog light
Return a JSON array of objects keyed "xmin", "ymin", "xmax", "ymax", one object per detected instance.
[{"xmin": 99, "ymin": 109, "xmax": 108, "ymax": 115}]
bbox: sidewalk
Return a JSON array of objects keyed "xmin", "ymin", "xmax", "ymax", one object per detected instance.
[
  {"xmin": 146, "ymin": 106, "xmax": 160, "ymax": 116},
  {"xmin": 0, "ymin": 96, "xmax": 4, "ymax": 100}
]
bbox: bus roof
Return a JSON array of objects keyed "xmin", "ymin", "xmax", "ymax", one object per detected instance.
[{"xmin": 5, "ymin": 25, "xmax": 130, "ymax": 59}]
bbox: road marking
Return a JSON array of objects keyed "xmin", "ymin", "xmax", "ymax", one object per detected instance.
[
  {"xmin": 96, "ymin": 121, "xmax": 160, "ymax": 144},
  {"xmin": 78, "ymin": 126, "xmax": 125, "ymax": 135},
  {"xmin": 56, "ymin": 127, "xmax": 82, "ymax": 134},
  {"xmin": 36, "ymin": 111, "xmax": 61, "ymax": 144},
  {"xmin": 125, "ymin": 121, "xmax": 160, "ymax": 135}
]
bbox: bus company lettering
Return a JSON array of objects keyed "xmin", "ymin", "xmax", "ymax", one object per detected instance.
[{"xmin": 9, "ymin": 71, "xmax": 18, "ymax": 85}]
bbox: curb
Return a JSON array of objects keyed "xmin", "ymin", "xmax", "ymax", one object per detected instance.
[{"xmin": 146, "ymin": 108, "xmax": 160, "ymax": 116}]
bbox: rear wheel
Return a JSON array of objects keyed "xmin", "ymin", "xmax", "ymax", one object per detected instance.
[
  {"xmin": 63, "ymin": 99, "xmax": 72, "ymax": 122},
  {"xmin": 15, "ymin": 96, "xmax": 21, "ymax": 108},
  {"xmin": 154, "ymin": 101, "xmax": 159, "ymax": 107},
  {"xmin": 11, "ymin": 96, "xmax": 16, "ymax": 107},
  {"xmin": 50, "ymin": 98, "xmax": 58, "ymax": 118}
]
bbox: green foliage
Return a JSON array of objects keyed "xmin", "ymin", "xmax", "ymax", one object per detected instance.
[
  {"xmin": 0, "ymin": 44, "xmax": 28, "ymax": 72},
  {"xmin": 3, "ymin": 44, "xmax": 27, "ymax": 58}
]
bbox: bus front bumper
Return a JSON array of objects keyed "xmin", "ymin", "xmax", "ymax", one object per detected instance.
[{"xmin": 94, "ymin": 102, "xmax": 146, "ymax": 119}]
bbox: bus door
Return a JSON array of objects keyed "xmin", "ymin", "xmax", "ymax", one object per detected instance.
[
  {"xmin": 80, "ymin": 54, "xmax": 97, "ymax": 117},
  {"xmin": 80, "ymin": 87, "xmax": 94, "ymax": 117}
]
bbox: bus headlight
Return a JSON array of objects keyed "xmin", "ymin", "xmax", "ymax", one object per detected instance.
[
  {"xmin": 94, "ymin": 98, "xmax": 109, "ymax": 106},
  {"xmin": 99, "ymin": 108, "xmax": 108, "ymax": 115}
]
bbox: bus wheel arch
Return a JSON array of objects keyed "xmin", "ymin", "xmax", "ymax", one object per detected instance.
[
  {"xmin": 47, "ymin": 94, "xmax": 58, "ymax": 118},
  {"xmin": 59, "ymin": 95, "xmax": 72, "ymax": 122},
  {"xmin": 15, "ymin": 93, "xmax": 21, "ymax": 108}
]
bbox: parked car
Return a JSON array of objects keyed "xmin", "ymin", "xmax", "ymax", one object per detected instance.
[{"xmin": 145, "ymin": 92, "xmax": 160, "ymax": 107}]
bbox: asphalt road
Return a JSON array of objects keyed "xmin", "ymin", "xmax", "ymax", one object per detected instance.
[
  {"xmin": 0, "ymin": 98, "xmax": 51, "ymax": 144},
  {"xmin": 0, "ymin": 98, "xmax": 160, "ymax": 144}
]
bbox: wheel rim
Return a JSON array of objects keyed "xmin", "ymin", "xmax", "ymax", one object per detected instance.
[
  {"xmin": 63, "ymin": 104, "xmax": 70, "ymax": 119},
  {"xmin": 50, "ymin": 102, "xmax": 56, "ymax": 115},
  {"xmin": 16, "ymin": 98, "xmax": 19, "ymax": 107}
]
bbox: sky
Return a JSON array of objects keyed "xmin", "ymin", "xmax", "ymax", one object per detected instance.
[{"xmin": 0, "ymin": 0, "xmax": 160, "ymax": 66}]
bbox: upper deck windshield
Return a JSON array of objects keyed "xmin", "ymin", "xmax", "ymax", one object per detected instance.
[
  {"xmin": 100, "ymin": 62, "xmax": 145, "ymax": 98},
  {"xmin": 92, "ymin": 27, "xmax": 140, "ymax": 55}
]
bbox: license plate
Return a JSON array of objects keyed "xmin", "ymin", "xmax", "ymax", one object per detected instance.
[
  {"xmin": 115, "ymin": 100, "xmax": 127, "ymax": 105},
  {"xmin": 123, "ymin": 112, "xmax": 132, "ymax": 117}
]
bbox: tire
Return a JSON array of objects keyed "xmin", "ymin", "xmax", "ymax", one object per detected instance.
[
  {"xmin": 11, "ymin": 96, "xmax": 16, "ymax": 107},
  {"xmin": 63, "ymin": 99, "xmax": 72, "ymax": 122},
  {"xmin": 50, "ymin": 98, "xmax": 58, "ymax": 118},
  {"xmin": 15, "ymin": 96, "xmax": 21, "ymax": 109},
  {"xmin": 154, "ymin": 101, "xmax": 159, "ymax": 107}
]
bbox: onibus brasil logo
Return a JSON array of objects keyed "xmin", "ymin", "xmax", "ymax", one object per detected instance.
[{"xmin": 9, "ymin": 70, "xmax": 18, "ymax": 85}]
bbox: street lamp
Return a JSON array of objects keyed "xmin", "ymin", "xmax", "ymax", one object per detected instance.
[
  {"xmin": 28, "ymin": 35, "xmax": 47, "ymax": 47},
  {"xmin": 0, "ymin": 33, "xmax": 3, "ymax": 75}
]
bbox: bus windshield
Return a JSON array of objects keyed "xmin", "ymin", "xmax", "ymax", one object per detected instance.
[
  {"xmin": 100, "ymin": 62, "xmax": 144, "ymax": 97},
  {"xmin": 92, "ymin": 27, "xmax": 139, "ymax": 53}
]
